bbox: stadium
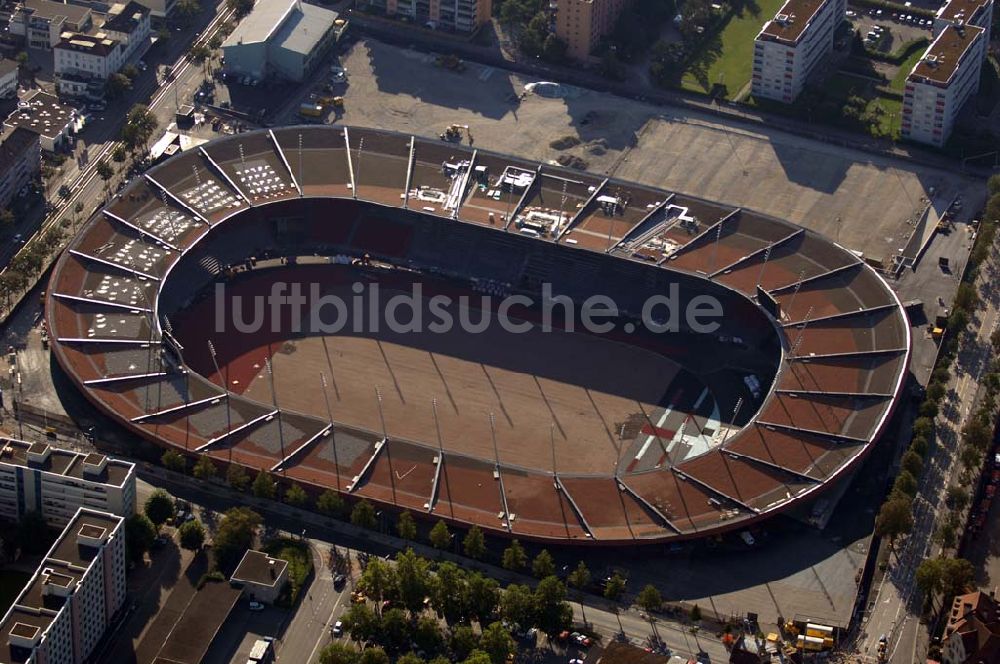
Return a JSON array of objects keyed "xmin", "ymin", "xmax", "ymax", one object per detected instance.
[{"xmin": 45, "ymin": 125, "xmax": 911, "ymax": 544}]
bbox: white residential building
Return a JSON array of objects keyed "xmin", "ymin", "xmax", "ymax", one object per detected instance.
[
  {"xmin": 3, "ymin": 90, "xmax": 77, "ymax": 152},
  {"xmin": 102, "ymin": 1, "xmax": 152, "ymax": 61},
  {"xmin": 934, "ymin": 0, "xmax": 993, "ymax": 41},
  {"xmin": 0, "ymin": 508, "xmax": 127, "ymax": 664},
  {"xmin": 0, "ymin": 439, "xmax": 136, "ymax": 527},
  {"xmin": 0, "ymin": 128, "xmax": 41, "ymax": 210},
  {"xmin": 54, "ymin": 32, "xmax": 124, "ymax": 100},
  {"xmin": 9, "ymin": 0, "xmax": 93, "ymax": 49},
  {"xmin": 901, "ymin": 23, "xmax": 985, "ymax": 147},
  {"xmin": 751, "ymin": 0, "xmax": 845, "ymax": 102},
  {"xmin": 0, "ymin": 59, "xmax": 18, "ymax": 99}
]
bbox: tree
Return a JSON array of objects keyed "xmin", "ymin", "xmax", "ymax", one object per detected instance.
[
  {"xmin": 208, "ymin": 34, "xmax": 223, "ymax": 49},
  {"xmin": 989, "ymin": 174, "xmax": 1000, "ymax": 196},
  {"xmin": 193, "ymin": 455, "xmax": 217, "ymax": 480},
  {"xmin": 533, "ymin": 576, "xmax": 572, "ymax": 635},
  {"xmin": 213, "ymin": 507, "xmax": 261, "ymax": 573},
  {"xmin": 532, "ymin": 549, "xmax": 555, "ymax": 578},
  {"xmin": 901, "ymin": 450, "xmax": 924, "ymax": 479},
  {"xmin": 945, "ymin": 485, "xmax": 969, "ymax": 512},
  {"xmin": 161, "ymin": 449, "xmax": 185, "ymax": 472},
  {"xmin": 176, "ymin": 0, "xmax": 200, "ymax": 19},
  {"xmin": 381, "ymin": 608, "xmax": 409, "ymax": 652},
  {"xmin": 351, "ymin": 500, "xmax": 377, "ymax": 529},
  {"xmin": 395, "ymin": 549, "xmax": 432, "ymax": 614},
  {"xmin": 463, "ymin": 525, "xmax": 486, "ymax": 559},
  {"xmin": 690, "ymin": 604, "xmax": 702, "ymax": 621},
  {"xmin": 396, "ymin": 511, "xmax": 417, "ymax": 540},
  {"xmin": 892, "ymin": 470, "xmax": 919, "ymax": 500},
  {"xmin": 926, "ymin": 381, "xmax": 947, "ymax": 404},
  {"xmin": 121, "ymin": 63, "xmax": 139, "ymax": 80},
  {"xmin": 429, "ymin": 520, "xmax": 451, "ymax": 550},
  {"xmin": 604, "ymin": 572, "xmax": 626, "ymax": 601},
  {"xmin": 227, "ymin": 0, "xmax": 254, "ymax": 16},
  {"xmin": 542, "ymin": 34, "xmax": 568, "ymax": 62},
  {"xmin": 450, "ymin": 625, "xmax": 478, "ymax": 661},
  {"xmin": 359, "ymin": 647, "xmax": 390, "ymax": 664},
  {"xmin": 284, "ymin": 483, "xmax": 308, "ymax": 508},
  {"xmin": 480, "ymin": 621, "xmax": 515, "ymax": 664},
  {"xmin": 318, "ymin": 489, "xmax": 345, "ymax": 517},
  {"xmin": 462, "ymin": 652, "xmax": 492, "ymax": 664},
  {"xmin": 501, "ymin": 540, "xmax": 527, "ymax": 571},
  {"xmin": 178, "ymin": 519, "xmax": 206, "ymax": 550},
  {"xmin": 319, "ymin": 643, "xmax": 360, "ymax": 664},
  {"xmin": 915, "ymin": 557, "xmax": 943, "ymax": 600},
  {"xmin": 105, "ymin": 72, "xmax": 132, "ymax": 98},
  {"xmin": 125, "ymin": 513, "xmax": 156, "ymax": 562},
  {"xmin": 16, "ymin": 511, "xmax": 50, "ymax": 554},
  {"xmin": 144, "ymin": 489, "xmax": 174, "ymax": 527},
  {"xmin": 637, "ymin": 584, "xmax": 662, "ymax": 613},
  {"xmin": 430, "ymin": 562, "xmax": 468, "ymax": 624},
  {"xmin": 875, "ymin": 497, "xmax": 913, "ymax": 546},
  {"xmin": 227, "ymin": 464, "xmax": 250, "ymax": 491},
  {"xmin": 500, "ymin": 583, "xmax": 535, "ymax": 630},
  {"xmin": 121, "ymin": 104, "xmax": 159, "ymax": 152},
  {"xmin": 568, "ymin": 561, "xmax": 591, "ymax": 593},
  {"xmin": 940, "ymin": 557, "xmax": 975, "ymax": 598},
  {"xmin": 466, "ymin": 572, "xmax": 500, "ymax": 623},
  {"xmin": 413, "ymin": 614, "xmax": 445, "ymax": 654},
  {"xmin": 188, "ymin": 44, "xmax": 211, "ymax": 62},
  {"xmin": 398, "ymin": 654, "xmax": 424, "ymax": 664},
  {"xmin": 15, "ymin": 51, "xmax": 28, "ymax": 67},
  {"xmin": 252, "ymin": 470, "xmax": 277, "ymax": 499},
  {"xmin": 342, "ymin": 602, "xmax": 379, "ymax": 642},
  {"xmin": 359, "ymin": 558, "xmax": 397, "ymax": 609}
]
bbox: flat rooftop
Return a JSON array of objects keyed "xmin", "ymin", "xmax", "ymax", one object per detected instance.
[
  {"xmin": 231, "ymin": 550, "xmax": 288, "ymax": 587},
  {"xmin": 0, "ymin": 438, "xmax": 134, "ymax": 486},
  {"xmin": 18, "ymin": 0, "xmax": 91, "ymax": 23},
  {"xmin": 4, "ymin": 91, "xmax": 75, "ymax": 141},
  {"xmin": 757, "ymin": 0, "xmax": 829, "ymax": 43},
  {"xmin": 936, "ymin": 0, "xmax": 991, "ymax": 23},
  {"xmin": 908, "ymin": 23, "xmax": 984, "ymax": 86},
  {"xmin": 47, "ymin": 510, "xmax": 122, "ymax": 568}
]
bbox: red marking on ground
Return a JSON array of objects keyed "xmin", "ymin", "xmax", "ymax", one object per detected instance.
[
  {"xmin": 625, "ymin": 459, "xmax": 638, "ymax": 473},
  {"xmin": 640, "ymin": 425, "xmax": 675, "ymax": 439}
]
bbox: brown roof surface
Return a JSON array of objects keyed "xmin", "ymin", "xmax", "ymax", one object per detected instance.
[
  {"xmin": 45, "ymin": 126, "xmax": 910, "ymax": 545},
  {"xmin": 232, "ymin": 550, "xmax": 289, "ymax": 586},
  {"xmin": 937, "ymin": 0, "xmax": 991, "ymax": 24},
  {"xmin": 758, "ymin": 0, "xmax": 828, "ymax": 43},
  {"xmin": 0, "ymin": 438, "xmax": 133, "ymax": 486},
  {"xmin": 909, "ymin": 24, "xmax": 984, "ymax": 86}
]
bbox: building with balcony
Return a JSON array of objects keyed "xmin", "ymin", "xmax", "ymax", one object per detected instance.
[
  {"xmin": 221, "ymin": 0, "xmax": 341, "ymax": 82},
  {"xmin": 0, "ymin": 59, "xmax": 18, "ymax": 100},
  {"xmin": 101, "ymin": 1, "xmax": 151, "ymax": 61},
  {"xmin": 54, "ymin": 32, "xmax": 124, "ymax": 100},
  {"xmin": 4, "ymin": 90, "xmax": 77, "ymax": 152},
  {"xmin": 379, "ymin": 0, "xmax": 491, "ymax": 34},
  {"xmin": 9, "ymin": 0, "xmax": 93, "ymax": 50},
  {"xmin": 0, "ymin": 508, "xmax": 126, "ymax": 664},
  {"xmin": 901, "ymin": 23, "xmax": 985, "ymax": 147},
  {"xmin": 551, "ymin": 0, "xmax": 627, "ymax": 61},
  {"xmin": 751, "ymin": 0, "xmax": 844, "ymax": 102},
  {"xmin": 0, "ymin": 439, "xmax": 135, "ymax": 527},
  {"xmin": 0, "ymin": 127, "xmax": 41, "ymax": 210}
]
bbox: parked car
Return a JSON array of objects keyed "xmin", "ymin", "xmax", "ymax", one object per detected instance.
[
  {"xmin": 333, "ymin": 573, "xmax": 347, "ymax": 589},
  {"xmin": 332, "ymin": 620, "xmax": 344, "ymax": 637},
  {"xmin": 249, "ymin": 601, "xmax": 264, "ymax": 611}
]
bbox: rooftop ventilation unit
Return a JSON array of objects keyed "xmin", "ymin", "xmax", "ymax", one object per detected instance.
[{"xmin": 775, "ymin": 12, "xmax": 790, "ymax": 22}]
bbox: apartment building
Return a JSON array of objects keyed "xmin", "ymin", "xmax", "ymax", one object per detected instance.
[
  {"xmin": 54, "ymin": 33, "xmax": 124, "ymax": 99},
  {"xmin": 552, "ymin": 0, "xmax": 627, "ymax": 61},
  {"xmin": 934, "ymin": 0, "xmax": 993, "ymax": 41},
  {"xmin": 0, "ymin": 439, "xmax": 136, "ymax": 527},
  {"xmin": 9, "ymin": 0, "xmax": 93, "ymax": 49},
  {"xmin": 0, "ymin": 59, "xmax": 17, "ymax": 99},
  {"xmin": 0, "ymin": 128, "xmax": 41, "ymax": 210},
  {"xmin": 376, "ymin": 0, "xmax": 490, "ymax": 33},
  {"xmin": 940, "ymin": 590, "xmax": 1000, "ymax": 664},
  {"xmin": 0, "ymin": 508, "xmax": 127, "ymax": 664},
  {"xmin": 101, "ymin": 1, "xmax": 151, "ymax": 61},
  {"xmin": 751, "ymin": 0, "xmax": 844, "ymax": 102},
  {"xmin": 3, "ymin": 90, "xmax": 77, "ymax": 152},
  {"xmin": 901, "ymin": 23, "xmax": 985, "ymax": 147}
]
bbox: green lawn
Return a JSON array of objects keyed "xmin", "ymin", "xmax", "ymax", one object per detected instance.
[
  {"xmin": 890, "ymin": 49, "xmax": 924, "ymax": 91},
  {"xmin": 680, "ymin": 0, "xmax": 787, "ymax": 98},
  {"xmin": 0, "ymin": 570, "xmax": 31, "ymax": 615},
  {"xmin": 262, "ymin": 538, "xmax": 313, "ymax": 607}
]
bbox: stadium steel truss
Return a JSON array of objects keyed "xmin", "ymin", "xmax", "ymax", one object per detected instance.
[{"xmin": 46, "ymin": 126, "xmax": 911, "ymax": 544}]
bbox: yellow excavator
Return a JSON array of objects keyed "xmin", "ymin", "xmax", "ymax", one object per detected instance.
[{"xmin": 440, "ymin": 124, "xmax": 473, "ymax": 144}]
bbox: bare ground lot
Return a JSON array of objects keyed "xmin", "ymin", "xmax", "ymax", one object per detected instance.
[{"xmin": 318, "ymin": 38, "xmax": 983, "ymax": 268}]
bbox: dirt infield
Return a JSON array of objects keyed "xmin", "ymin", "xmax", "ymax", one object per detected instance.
[{"xmin": 236, "ymin": 283, "xmax": 684, "ymax": 476}]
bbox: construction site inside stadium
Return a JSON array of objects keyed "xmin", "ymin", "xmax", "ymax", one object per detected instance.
[{"xmin": 45, "ymin": 125, "xmax": 912, "ymax": 545}]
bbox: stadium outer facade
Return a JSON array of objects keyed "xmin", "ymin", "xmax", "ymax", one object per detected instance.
[{"xmin": 45, "ymin": 125, "xmax": 911, "ymax": 545}]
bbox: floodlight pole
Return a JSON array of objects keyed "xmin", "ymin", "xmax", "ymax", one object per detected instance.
[
  {"xmin": 720, "ymin": 397, "xmax": 743, "ymax": 447},
  {"xmin": 321, "ymin": 373, "xmax": 341, "ymax": 491},
  {"xmin": 266, "ymin": 357, "xmax": 286, "ymax": 470},
  {"xmin": 786, "ymin": 269, "xmax": 807, "ymax": 321},
  {"xmin": 755, "ymin": 245, "xmax": 772, "ymax": 290},
  {"xmin": 374, "ymin": 385, "xmax": 397, "ymax": 503},
  {"xmin": 550, "ymin": 421, "xmax": 557, "ymax": 479},
  {"xmin": 208, "ymin": 340, "xmax": 231, "ymax": 439}
]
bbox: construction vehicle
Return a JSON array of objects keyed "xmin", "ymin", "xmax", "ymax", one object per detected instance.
[
  {"xmin": 299, "ymin": 102, "xmax": 324, "ymax": 118},
  {"xmin": 435, "ymin": 54, "xmax": 467, "ymax": 72},
  {"xmin": 440, "ymin": 124, "xmax": 472, "ymax": 143},
  {"xmin": 318, "ymin": 96, "xmax": 344, "ymax": 109}
]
